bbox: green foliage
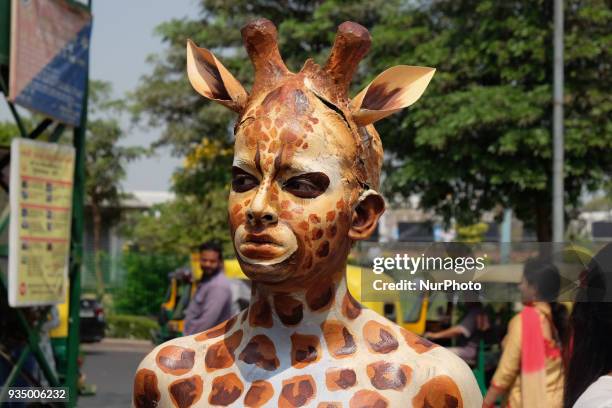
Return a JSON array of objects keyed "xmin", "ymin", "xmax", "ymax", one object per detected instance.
[
  {"xmin": 0, "ymin": 121, "xmax": 20, "ymax": 146},
  {"xmin": 456, "ymin": 222, "xmax": 489, "ymax": 243},
  {"xmin": 87, "ymin": 80, "xmax": 145, "ymax": 210},
  {"xmin": 113, "ymin": 252, "xmax": 185, "ymax": 316},
  {"xmin": 105, "ymin": 314, "xmax": 159, "ymax": 340},
  {"xmin": 122, "ymin": 188, "xmax": 233, "ymax": 257},
  {"xmin": 375, "ymin": 0, "xmax": 611, "ymax": 240},
  {"xmin": 131, "ymin": 0, "xmax": 612, "ymax": 242}
]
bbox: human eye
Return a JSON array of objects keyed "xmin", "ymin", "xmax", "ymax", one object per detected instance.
[
  {"xmin": 231, "ymin": 166, "xmax": 259, "ymax": 192},
  {"xmin": 283, "ymin": 172, "xmax": 330, "ymax": 198}
]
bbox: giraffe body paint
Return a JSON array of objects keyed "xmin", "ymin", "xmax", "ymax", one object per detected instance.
[{"xmin": 134, "ymin": 18, "xmax": 482, "ymax": 408}]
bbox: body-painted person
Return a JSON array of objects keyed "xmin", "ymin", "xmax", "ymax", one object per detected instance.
[{"xmin": 133, "ymin": 19, "xmax": 482, "ymax": 408}]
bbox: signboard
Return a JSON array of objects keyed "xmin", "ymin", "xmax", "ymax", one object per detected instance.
[
  {"xmin": 8, "ymin": 138, "xmax": 75, "ymax": 307},
  {"xmin": 8, "ymin": 0, "xmax": 92, "ymax": 126}
]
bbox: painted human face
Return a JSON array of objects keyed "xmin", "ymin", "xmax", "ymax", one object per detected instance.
[{"xmin": 228, "ymin": 79, "xmax": 359, "ymax": 287}]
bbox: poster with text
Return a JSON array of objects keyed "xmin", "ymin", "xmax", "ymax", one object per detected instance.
[{"xmin": 8, "ymin": 138, "xmax": 75, "ymax": 307}]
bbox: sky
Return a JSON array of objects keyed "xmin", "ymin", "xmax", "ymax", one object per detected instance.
[
  {"xmin": 90, "ymin": 0, "xmax": 200, "ymax": 192},
  {"xmin": 1, "ymin": 0, "xmax": 200, "ymax": 192}
]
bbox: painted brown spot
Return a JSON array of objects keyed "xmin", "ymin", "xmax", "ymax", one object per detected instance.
[
  {"xmin": 311, "ymin": 228, "xmax": 324, "ymax": 240},
  {"xmin": 321, "ymin": 320, "xmax": 357, "ymax": 358},
  {"xmin": 349, "ymin": 390, "xmax": 388, "ymax": 408},
  {"xmin": 362, "ymin": 84, "xmax": 403, "ymax": 111},
  {"xmin": 205, "ymin": 329, "xmax": 243, "ymax": 372},
  {"xmin": 279, "ymin": 375, "xmax": 316, "ymax": 408},
  {"xmin": 366, "ymin": 361, "xmax": 412, "ymax": 391},
  {"xmin": 316, "ymin": 241, "xmax": 330, "ymax": 258},
  {"xmin": 231, "ymin": 204, "xmax": 242, "ymax": 215},
  {"xmin": 326, "ymin": 211, "xmax": 336, "ymax": 222},
  {"xmin": 309, "ymin": 214, "xmax": 321, "ymax": 224},
  {"xmin": 341, "ymin": 292, "xmax": 362, "ymax": 319},
  {"xmin": 291, "ymin": 333, "xmax": 321, "ymax": 368},
  {"xmin": 412, "ymin": 375, "xmax": 463, "ymax": 408},
  {"xmin": 273, "ymin": 294, "xmax": 303, "ymax": 326},
  {"xmin": 280, "ymin": 210, "xmax": 294, "ymax": 220},
  {"xmin": 249, "ymin": 298, "xmax": 273, "ymax": 328},
  {"xmin": 363, "ymin": 321, "xmax": 399, "ymax": 354},
  {"xmin": 155, "ymin": 345, "xmax": 195, "ymax": 375},
  {"xmin": 302, "ymin": 142, "xmax": 309, "ymax": 149},
  {"xmin": 168, "ymin": 375, "xmax": 203, "ymax": 408},
  {"xmin": 326, "ymin": 225, "xmax": 337, "ymax": 239},
  {"xmin": 239, "ymin": 335, "xmax": 280, "ymax": 371},
  {"xmin": 244, "ymin": 380, "xmax": 274, "ymax": 407},
  {"xmin": 306, "ymin": 280, "xmax": 334, "ymax": 311},
  {"xmin": 298, "ymin": 221, "xmax": 309, "ymax": 231},
  {"xmin": 209, "ymin": 373, "xmax": 243, "ymax": 406},
  {"xmin": 133, "ymin": 368, "xmax": 160, "ymax": 408},
  {"xmin": 195, "ymin": 315, "xmax": 237, "ymax": 341},
  {"xmin": 400, "ymin": 328, "xmax": 438, "ymax": 354},
  {"xmin": 318, "ymin": 403, "xmax": 342, "ymax": 408},
  {"xmin": 325, "ymin": 368, "xmax": 357, "ymax": 391}
]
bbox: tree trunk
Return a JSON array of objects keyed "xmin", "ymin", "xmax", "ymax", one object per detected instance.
[
  {"xmin": 91, "ymin": 202, "xmax": 105, "ymax": 298},
  {"xmin": 535, "ymin": 204, "xmax": 552, "ymax": 242}
]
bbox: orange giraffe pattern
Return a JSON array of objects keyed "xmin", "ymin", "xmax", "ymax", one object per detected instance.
[{"xmin": 134, "ymin": 18, "xmax": 482, "ymax": 408}]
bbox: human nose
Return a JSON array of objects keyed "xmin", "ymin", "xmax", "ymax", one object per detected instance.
[{"xmin": 246, "ymin": 182, "xmax": 278, "ymax": 226}]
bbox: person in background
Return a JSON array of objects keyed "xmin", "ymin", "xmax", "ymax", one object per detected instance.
[
  {"xmin": 183, "ymin": 242, "xmax": 232, "ymax": 335},
  {"xmin": 425, "ymin": 302, "xmax": 489, "ymax": 364},
  {"xmin": 483, "ymin": 258, "xmax": 568, "ymax": 408},
  {"xmin": 564, "ymin": 243, "xmax": 612, "ymax": 408}
]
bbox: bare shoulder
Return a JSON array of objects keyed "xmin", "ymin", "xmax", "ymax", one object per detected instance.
[
  {"xmin": 360, "ymin": 310, "xmax": 482, "ymax": 407},
  {"xmin": 132, "ymin": 313, "xmax": 242, "ymax": 408}
]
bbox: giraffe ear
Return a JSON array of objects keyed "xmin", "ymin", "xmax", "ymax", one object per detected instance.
[
  {"xmin": 350, "ymin": 66, "xmax": 435, "ymax": 126},
  {"xmin": 186, "ymin": 39, "xmax": 248, "ymax": 112}
]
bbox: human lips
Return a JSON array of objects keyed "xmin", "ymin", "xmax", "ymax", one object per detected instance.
[
  {"xmin": 234, "ymin": 225, "xmax": 297, "ymax": 265},
  {"xmin": 240, "ymin": 234, "xmax": 284, "ymax": 260}
]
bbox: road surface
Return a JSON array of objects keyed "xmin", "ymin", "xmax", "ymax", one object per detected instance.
[{"xmin": 78, "ymin": 339, "xmax": 153, "ymax": 407}]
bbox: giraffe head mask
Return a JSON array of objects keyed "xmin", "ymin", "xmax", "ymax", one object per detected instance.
[{"xmin": 186, "ymin": 19, "xmax": 434, "ymax": 288}]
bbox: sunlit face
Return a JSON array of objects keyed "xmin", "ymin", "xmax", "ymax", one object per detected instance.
[
  {"xmin": 200, "ymin": 249, "xmax": 221, "ymax": 276},
  {"xmin": 228, "ymin": 78, "xmax": 359, "ymax": 286}
]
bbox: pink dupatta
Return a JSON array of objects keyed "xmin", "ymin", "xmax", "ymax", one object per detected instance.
[{"xmin": 520, "ymin": 305, "xmax": 548, "ymax": 407}]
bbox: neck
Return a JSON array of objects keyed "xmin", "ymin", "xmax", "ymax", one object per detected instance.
[{"xmin": 241, "ymin": 265, "xmax": 361, "ymax": 336}]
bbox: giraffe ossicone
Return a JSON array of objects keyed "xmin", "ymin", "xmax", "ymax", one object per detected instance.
[{"xmin": 134, "ymin": 18, "xmax": 482, "ymax": 408}]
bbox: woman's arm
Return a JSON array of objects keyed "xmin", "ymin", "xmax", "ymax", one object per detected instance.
[
  {"xmin": 424, "ymin": 325, "xmax": 465, "ymax": 340},
  {"xmin": 482, "ymin": 315, "xmax": 522, "ymax": 407}
]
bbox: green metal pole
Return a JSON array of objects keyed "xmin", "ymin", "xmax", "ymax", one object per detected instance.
[
  {"xmin": 65, "ymin": 0, "xmax": 90, "ymax": 399},
  {"xmin": 0, "ymin": 345, "xmax": 30, "ymax": 401},
  {"xmin": 65, "ymin": 84, "xmax": 87, "ymax": 408}
]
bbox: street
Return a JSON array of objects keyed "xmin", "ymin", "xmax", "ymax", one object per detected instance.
[{"xmin": 78, "ymin": 339, "xmax": 153, "ymax": 407}]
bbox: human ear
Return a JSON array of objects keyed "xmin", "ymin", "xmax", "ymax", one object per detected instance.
[
  {"xmin": 186, "ymin": 39, "xmax": 248, "ymax": 112},
  {"xmin": 348, "ymin": 190, "xmax": 385, "ymax": 240},
  {"xmin": 350, "ymin": 65, "xmax": 435, "ymax": 126}
]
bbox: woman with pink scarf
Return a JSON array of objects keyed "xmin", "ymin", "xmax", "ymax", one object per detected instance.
[{"xmin": 483, "ymin": 258, "xmax": 568, "ymax": 407}]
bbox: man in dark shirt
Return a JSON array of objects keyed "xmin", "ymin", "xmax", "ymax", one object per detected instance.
[{"xmin": 183, "ymin": 242, "xmax": 232, "ymax": 335}]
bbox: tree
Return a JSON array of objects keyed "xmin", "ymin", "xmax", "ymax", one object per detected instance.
[
  {"xmin": 132, "ymin": 0, "xmax": 611, "ymax": 242},
  {"xmin": 122, "ymin": 189, "xmax": 232, "ymax": 257},
  {"xmin": 87, "ymin": 80, "xmax": 144, "ymax": 296},
  {"xmin": 0, "ymin": 121, "xmax": 20, "ymax": 146},
  {"xmin": 371, "ymin": 0, "xmax": 611, "ymax": 240}
]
